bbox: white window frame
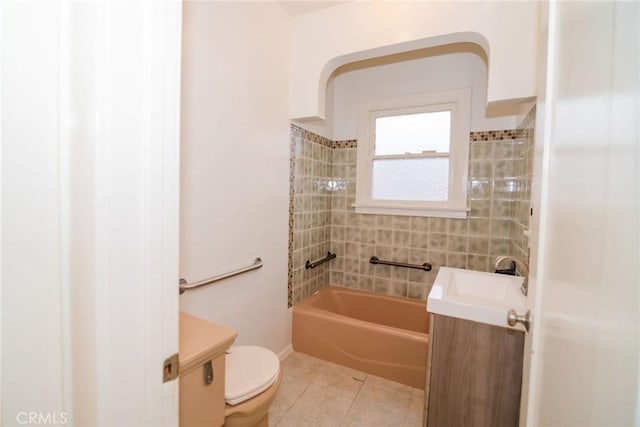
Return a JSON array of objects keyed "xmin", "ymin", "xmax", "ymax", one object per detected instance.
[{"xmin": 355, "ymin": 88, "xmax": 471, "ymax": 218}]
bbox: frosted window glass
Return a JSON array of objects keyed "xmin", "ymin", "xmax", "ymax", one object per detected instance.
[
  {"xmin": 372, "ymin": 158, "xmax": 449, "ymax": 201},
  {"xmin": 375, "ymin": 111, "xmax": 451, "ymax": 155}
]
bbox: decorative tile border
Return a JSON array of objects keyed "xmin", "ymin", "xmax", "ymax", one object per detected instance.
[
  {"xmin": 290, "ymin": 124, "xmax": 333, "ymax": 148},
  {"xmin": 335, "ymin": 133, "xmax": 526, "ymax": 146},
  {"xmin": 287, "ymin": 131, "xmax": 296, "ymax": 307},
  {"xmin": 469, "ymin": 129, "xmax": 522, "ymax": 141},
  {"xmin": 332, "ymin": 139, "xmax": 357, "ymax": 149},
  {"xmin": 332, "ymin": 131, "xmax": 528, "ymax": 146}
]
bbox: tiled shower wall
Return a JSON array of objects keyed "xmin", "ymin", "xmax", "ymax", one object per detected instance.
[
  {"xmin": 510, "ymin": 107, "xmax": 535, "ymax": 261},
  {"xmin": 288, "ymin": 126, "xmax": 333, "ymax": 307},
  {"xmin": 288, "ymin": 108, "xmax": 534, "ymax": 306}
]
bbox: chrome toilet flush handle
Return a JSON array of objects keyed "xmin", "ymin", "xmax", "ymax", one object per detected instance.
[
  {"xmin": 507, "ymin": 309, "xmax": 532, "ymax": 332},
  {"xmin": 203, "ymin": 360, "xmax": 214, "ymax": 385}
]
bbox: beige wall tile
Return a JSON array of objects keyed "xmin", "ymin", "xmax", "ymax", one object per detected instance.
[{"xmin": 288, "ymin": 116, "xmax": 534, "ymax": 306}]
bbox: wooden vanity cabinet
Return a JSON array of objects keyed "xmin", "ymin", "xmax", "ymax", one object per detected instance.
[{"xmin": 425, "ymin": 314, "xmax": 525, "ymax": 427}]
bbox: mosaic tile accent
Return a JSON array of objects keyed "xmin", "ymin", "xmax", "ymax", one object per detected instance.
[
  {"xmin": 290, "ymin": 124, "xmax": 333, "ymax": 148},
  {"xmin": 470, "ymin": 129, "xmax": 522, "ymax": 141},
  {"xmin": 332, "ymin": 139, "xmax": 357, "ymax": 149},
  {"xmin": 287, "ymin": 114, "xmax": 536, "ymax": 307},
  {"xmin": 287, "ymin": 131, "xmax": 296, "ymax": 307}
]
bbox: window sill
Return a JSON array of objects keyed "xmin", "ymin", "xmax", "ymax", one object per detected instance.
[{"xmin": 353, "ymin": 204, "xmax": 469, "ymax": 219}]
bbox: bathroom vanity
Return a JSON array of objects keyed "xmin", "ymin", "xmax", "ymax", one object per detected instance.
[
  {"xmin": 425, "ymin": 267, "xmax": 528, "ymax": 427},
  {"xmin": 179, "ymin": 313, "xmax": 237, "ymax": 426}
]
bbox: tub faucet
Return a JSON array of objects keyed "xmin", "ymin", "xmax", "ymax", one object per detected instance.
[{"xmin": 494, "ymin": 256, "xmax": 529, "ymax": 296}]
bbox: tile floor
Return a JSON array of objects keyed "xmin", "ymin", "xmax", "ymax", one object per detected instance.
[{"xmin": 269, "ymin": 352, "xmax": 424, "ymax": 427}]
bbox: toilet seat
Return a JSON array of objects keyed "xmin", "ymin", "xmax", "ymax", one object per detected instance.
[{"xmin": 225, "ymin": 345, "xmax": 280, "ymax": 406}]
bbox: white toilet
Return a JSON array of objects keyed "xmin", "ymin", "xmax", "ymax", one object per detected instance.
[{"xmin": 224, "ymin": 345, "xmax": 282, "ymax": 427}]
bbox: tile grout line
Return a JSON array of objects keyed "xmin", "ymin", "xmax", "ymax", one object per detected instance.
[
  {"xmin": 272, "ymin": 375, "xmax": 313, "ymax": 427},
  {"xmin": 278, "ymin": 353, "xmax": 423, "ymax": 426},
  {"xmin": 337, "ymin": 378, "xmax": 366, "ymax": 427}
]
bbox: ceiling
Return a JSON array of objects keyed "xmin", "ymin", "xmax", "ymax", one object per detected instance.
[{"xmin": 278, "ymin": 1, "xmax": 348, "ymax": 16}]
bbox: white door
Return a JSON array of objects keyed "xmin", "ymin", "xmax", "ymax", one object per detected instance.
[
  {"xmin": 1, "ymin": 1, "xmax": 182, "ymax": 425},
  {"xmin": 523, "ymin": 1, "xmax": 640, "ymax": 425}
]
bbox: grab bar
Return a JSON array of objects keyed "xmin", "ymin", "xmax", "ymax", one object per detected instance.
[
  {"xmin": 305, "ymin": 252, "xmax": 337, "ymax": 270},
  {"xmin": 179, "ymin": 257, "xmax": 263, "ymax": 294},
  {"xmin": 369, "ymin": 256, "xmax": 432, "ymax": 271}
]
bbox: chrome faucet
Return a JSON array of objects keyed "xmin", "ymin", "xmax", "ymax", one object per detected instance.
[{"xmin": 494, "ymin": 255, "xmax": 529, "ymax": 296}]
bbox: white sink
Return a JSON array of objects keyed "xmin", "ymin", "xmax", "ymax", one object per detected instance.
[{"xmin": 427, "ymin": 267, "xmax": 526, "ymax": 329}]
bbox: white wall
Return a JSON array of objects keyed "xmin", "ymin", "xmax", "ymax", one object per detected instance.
[
  {"xmin": 289, "ymin": 1, "xmax": 538, "ymax": 119},
  {"xmin": 330, "ymin": 51, "xmax": 517, "ymax": 141},
  {"xmin": 180, "ymin": 2, "xmax": 292, "ymax": 354}
]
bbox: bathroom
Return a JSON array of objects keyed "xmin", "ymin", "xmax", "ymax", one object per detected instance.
[
  {"xmin": 178, "ymin": 1, "xmax": 636, "ymax": 425},
  {"xmin": 1, "ymin": 1, "xmax": 638, "ymax": 426},
  {"xmin": 180, "ymin": 0, "xmax": 534, "ymax": 358}
]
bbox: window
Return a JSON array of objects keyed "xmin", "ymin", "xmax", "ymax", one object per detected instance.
[{"xmin": 355, "ymin": 89, "xmax": 471, "ymax": 218}]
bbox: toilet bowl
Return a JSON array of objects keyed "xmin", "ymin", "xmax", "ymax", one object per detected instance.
[{"xmin": 223, "ymin": 345, "xmax": 282, "ymax": 427}]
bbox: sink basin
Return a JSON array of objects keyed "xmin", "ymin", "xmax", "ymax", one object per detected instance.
[{"xmin": 427, "ymin": 267, "xmax": 526, "ymax": 329}]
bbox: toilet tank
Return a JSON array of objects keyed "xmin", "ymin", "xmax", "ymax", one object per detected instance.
[{"xmin": 179, "ymin": 313, "xmax": 237, "ymax": 427}]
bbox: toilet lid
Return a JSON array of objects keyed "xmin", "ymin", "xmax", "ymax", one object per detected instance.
[{"xmin": 225, "ymin": 345, "xmax": 280, "ymax": 406}]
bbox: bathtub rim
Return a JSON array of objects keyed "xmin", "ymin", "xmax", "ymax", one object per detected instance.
[{"xmin": 293, "ymin": 285, "xmax": 429, "ymax": 341}]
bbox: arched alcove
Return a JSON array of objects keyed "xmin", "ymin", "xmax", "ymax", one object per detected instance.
[
  {"xmin": 316, "ymin": 32, "xmax": 490, "ymax": 122},
  {"xmin": 295, "ymin": 37, "xmax": 525, "ymax": 140},
  {"xmin": 289, "ymin": 1, "xmax": 538, "ymax": 120}
]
